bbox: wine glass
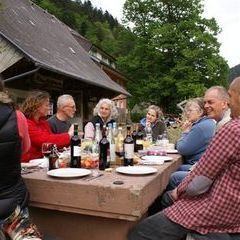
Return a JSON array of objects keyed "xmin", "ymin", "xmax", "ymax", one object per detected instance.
[
  {"xmin": 42, "ymin": 143, "xmax": 53, "ymax": 158},
  {"xmin": 41, "ymin": 143, "xmax": 53, "ymax": 170},
  {"xmin": 156, "ymin": 135, "xmax": 163, "ymax": 147}
]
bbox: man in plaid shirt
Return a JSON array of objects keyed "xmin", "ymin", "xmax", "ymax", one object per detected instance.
[{"xmin": 128, "ymin": 77, "xmax": 240, "ymax": 240}]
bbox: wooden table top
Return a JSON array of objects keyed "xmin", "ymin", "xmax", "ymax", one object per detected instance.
[{"xmin": 23, "ymin": 154, "xmax": 182, "ymax": 221}]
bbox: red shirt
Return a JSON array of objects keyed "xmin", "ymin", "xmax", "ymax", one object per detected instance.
[
  {"xmin": 164, "ymin": 118, "xmax": 240, "ymax": 234},
  {"xmin": 21, "ymin": 118, "xmax": 70, "ymax": 162}
]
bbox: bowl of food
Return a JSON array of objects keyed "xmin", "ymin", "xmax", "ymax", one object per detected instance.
[{"xmin": 81, "ymin": 152, "xmax": 99, "ymax": 169}]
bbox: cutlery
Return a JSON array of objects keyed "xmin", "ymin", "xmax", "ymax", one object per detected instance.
[{"xmin": 82, "ymin": 172, "xmax": 103, "ymax": 181}]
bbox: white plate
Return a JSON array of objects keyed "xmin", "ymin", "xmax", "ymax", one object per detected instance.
[
  {"xmin": 166, "ymin": 149, "xmax": 178, "ymax": 154},
  {"xmin": 116, "ymin": 166, "xmax": 157, "ymax": 175},
  {"xmin": 141, "ymin": 155, "xmax": 173, "ymax": 162},
  {"xmin": 30, "ymin": 158, "xmax": 49, "ymax": 168},
  {"xmin": 47, "ymin": 168, "xmax": 91, "ymax": 178},
  {"xmin": 21, "ymin": 162, "xmax": 40, "ymax": 168}
]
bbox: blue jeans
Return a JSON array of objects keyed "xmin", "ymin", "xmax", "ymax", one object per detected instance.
[
  {"xmin": 167, "ymin": 171, "xmax": 189, "ymax": 190},
  {"xmin": 178, "ymin": 164, "xmax": 192, "ymax": 171}
]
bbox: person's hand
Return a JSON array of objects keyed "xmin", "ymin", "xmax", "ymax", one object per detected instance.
[
  {"xmin": 170, "ymin": 188, "xmax": 178, "ymax": 201},
  {"xmin": 146, "ymin": 121, "xmax": 151, "ymax": 127},
  {"xmin": 68, "ymin": 124, "xmax": 74, "ymax": 137},
  {"xmin": 181, "ymin": 120, "xmax": 192, "ymax": 132}
]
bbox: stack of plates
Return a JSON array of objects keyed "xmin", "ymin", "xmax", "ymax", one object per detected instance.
[
  {"xmin": 140, "ymin": 155, "xmax": 173, "ymax": 165},
  {"xmin": 116, "ymin": 166, "xmax": 157, "ymax": 175}
]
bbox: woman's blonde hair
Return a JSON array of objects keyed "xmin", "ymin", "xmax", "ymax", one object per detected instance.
[
  {"xmin": 21, "ymin": 91, "xmax": 50, "ymax": 118},
  {"xmin": 93, "ymin": 98, "xmax": 118, "ymax": 119},
  {"xmin": 146, "ymin": 105, "xmax": 163, "ymax": 119},
  {"xmin": 184, "ymin": 97, "xmax": 206, "ymax": 116}
]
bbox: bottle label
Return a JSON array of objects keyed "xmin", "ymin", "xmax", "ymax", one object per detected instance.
[
  {"xmin": 110, "ymin": 143, "xmax": 116, "ymax": 162},
  {"xmin": 124, "ymin": 144, "xmax": 134, "ymax": 159},
  {"xmin": 73, "ymin": 146, "xmax": 81, "ymax": 156},
  {"xmin": 136, "ymin": 140, "xmax": 143, "ymax": 145}
]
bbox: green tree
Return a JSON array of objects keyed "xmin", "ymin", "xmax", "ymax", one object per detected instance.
[{"xmin": 121, "ymin": 0, "xmax": 229, "ymax": 112}]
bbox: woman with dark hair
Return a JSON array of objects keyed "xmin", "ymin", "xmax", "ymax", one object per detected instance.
[
  {"xmin": 0, "ymin": 78, "xmax": 42, "ymax": 239},
  {"xmin": 21, "ymin": 91, "xmax": 73, "ymax": 162}
]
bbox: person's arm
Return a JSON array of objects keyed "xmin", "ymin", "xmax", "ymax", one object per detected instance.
[
  {"xmin": 16, "ymin": 110, "xmax": 30, "ymax": 153},
  {"xmin": 155, "ymin": 120, "xmax": 166, "ymax": 135},
  {"xmin": 176, "ymin": 121, "xmax": 239, "ymax": 198},
  {"xmin": 176, "ymin": 120, "xmax": 215, "ymax": 156},
  {"xmin": 84, "ymin": 122, "xmax": 95, "ymax": 140},
  {"xmin": 27, "ymin": 119, "xmax": 70, "ymax": 148}
]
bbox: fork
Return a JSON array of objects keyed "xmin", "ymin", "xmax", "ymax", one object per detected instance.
[{"xmin": 81, "ymin": 170, "xmax": 103, "ymax": 181}]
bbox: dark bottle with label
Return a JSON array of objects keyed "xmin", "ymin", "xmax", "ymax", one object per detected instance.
[
  {"xmin": 136, "ymin": 128, "xmax": 144, "ymax": 152},
  {"xmin": 124, "ymin": 125, "xmax": 134, "ymax": 166},
  {"xmin": 49, "ymin": 144, "xmax": 58, "ymax": 170},
  {"xmin": 99, "ymin": 126, "xmax": 110, "ymax": 170},
  {"xmin": 70, "ymin": 123, "xmax": 81, "ymax": 168}
]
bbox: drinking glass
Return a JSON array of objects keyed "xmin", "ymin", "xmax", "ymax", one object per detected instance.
[
  {"xmin": 156, "ymin": 135, "xmax": 163, "ymax": 147},
  {"xmin": 42, "ymin": 143, "xmax": 53, "ymax": 158},
  {"xmin": 41, "ymin": 143, "xmax": 53, "ymax": 169}
]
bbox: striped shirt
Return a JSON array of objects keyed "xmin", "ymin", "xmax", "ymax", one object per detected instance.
[{"xmin": 164, "ymin": 118, "xmax": 240, "ymax": 234}]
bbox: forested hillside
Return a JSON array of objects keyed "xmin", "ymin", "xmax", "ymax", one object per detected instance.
[
  {"xmin": 33, "ymin": 0, "xmax": 229, "ymax": 113},
  {"xmin": 229, "ymin": 64, "xmax": 240, "ymax": 82},
  {"xmin": 32, "ymin": 0, "xmax": 135, "ymax": 58}
]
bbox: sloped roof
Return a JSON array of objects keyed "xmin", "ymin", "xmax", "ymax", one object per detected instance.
[{"xmin": 0, "ymin": 0, "xmax": 130, "ymax": 96}]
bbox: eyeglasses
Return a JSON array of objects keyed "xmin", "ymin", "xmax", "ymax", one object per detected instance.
[
  {"xmin": 184, "ymin": 108, "xmax": 199, "ymax": 114},
  {"xmin": 65, "ymin": 105, "xmax": 76, "ymax": 109}
]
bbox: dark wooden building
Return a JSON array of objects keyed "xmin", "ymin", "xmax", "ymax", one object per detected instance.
[{"xmin": 0, "ymin": 0, "xmax": 130, "ymax": 128}]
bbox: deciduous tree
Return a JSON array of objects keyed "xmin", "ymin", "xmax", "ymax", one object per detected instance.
[{"xmin": 120, "ymin": 0, "xmax": 228, "ymax": 112}]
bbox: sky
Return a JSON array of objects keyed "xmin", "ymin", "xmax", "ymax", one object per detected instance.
[{"xmin": 89, "ymin": 0, "xmax": 240, "ymax": 68}]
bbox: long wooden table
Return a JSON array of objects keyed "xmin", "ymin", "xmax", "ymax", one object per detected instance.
[{"xmin": 23, "ymin": 154, "xmax": 182, "ymax": 240}]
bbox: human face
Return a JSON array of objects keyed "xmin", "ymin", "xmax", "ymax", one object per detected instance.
[
  {"xmin": 37, "ymin": 98, "xmax": 50, "ymax": 118},
  {"xmin": 204, "ymin": 89, "xmax": 229, "ymax": 122},
  {"xmin": 146, "ymin": 109, "xmax": 157, "ymax": 124},
  {"xmin": 184, "ymin": 103, "xmax": 203, "ymax": 123},
  {"xmin": 62, "ymin": 99, "xmax": 76, "ymax": 119},
  {"xmin": 99, "ymin": 103, "xmax": 111, "ymax": 121},
  {"xmin": 228, "ymin": 86, "xmax": 240, "ymax": 118}
]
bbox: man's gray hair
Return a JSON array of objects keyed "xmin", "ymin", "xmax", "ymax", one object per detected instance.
[
  {"xmin": 57, "ymin": 94, "xmax": 74, "ymax": 109},
  {"xmin": 205, "ymin": 86, "xmax": 229, "ymax": 101}
]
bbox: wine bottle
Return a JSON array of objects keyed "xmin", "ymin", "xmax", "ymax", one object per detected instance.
[
  {"xmin": 70, "ymin": 123, "xmax": 81, "ymax": 168},
  {"xmin": 92, "ymin": 123, "xmax": 101, "ymax": 154},
  {"xmin": 99, "ymin": 126, "xmax": 110, "ymax": 170},
  {"xmin": 145, "ymin": 123, "xmax": 153, "ymax": 143},
  {"xmin": 112, "ymin": 122, "xmax": 118, "ymax": 139},
  {"xmin": 136, "ymin": 128, "xmax": 144, "ymax": 151},
  {"xmin": 132, "ymin": 124, "xmax": 137, "ymax": 152},
  {"xmin": 123, "ymin": 125, "xmax": 134, "ymax": 166},
  {"xmin": 95, "ymin": 123, "xmax": 102, "ymax": 143},
  {"xmin": 115, "ymin": 127, "xmax": 124, "ymax": 157},
  {"xmin": 107, "ymin": 123, "xmax": 116, "ymax": 164}
]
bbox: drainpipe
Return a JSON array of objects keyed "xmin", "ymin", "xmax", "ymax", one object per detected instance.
[{"xmin": 3, "ymin": 67, "xmax": 40, "ymax": 82}]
